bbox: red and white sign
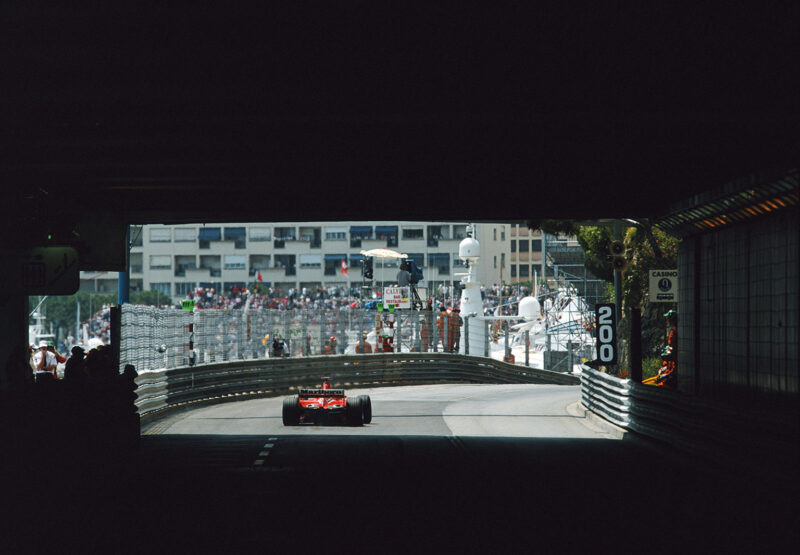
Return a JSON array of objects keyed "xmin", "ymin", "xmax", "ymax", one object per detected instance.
[{"xmin": 382, "ymin": 287, "xmax": 410, "ymax": 309}]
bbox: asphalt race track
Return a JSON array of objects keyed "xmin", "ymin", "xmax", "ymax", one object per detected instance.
[{"xmin": 6, "ymin": 384, "xmax": 798, "ymax": 553}]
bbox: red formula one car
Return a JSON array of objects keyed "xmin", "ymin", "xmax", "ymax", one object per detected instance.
[{"xmin": 282, "ymin": 377, "xmax": 372, "ymax": 426}]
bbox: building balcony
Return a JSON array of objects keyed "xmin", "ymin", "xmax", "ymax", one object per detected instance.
[{"xmin": 186, "ymin": 267, "xmax": 222, "ymax": 279}]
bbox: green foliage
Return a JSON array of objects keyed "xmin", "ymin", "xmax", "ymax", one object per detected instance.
[
  {"xmin": 642, "ymin": 357, "xmax": 662, "ymax": 380},
  {"xmin": 574, "ymin": 226, "xmax": 614, "ymax": 283},
  {"xmin": 525, "ymin": 219, "xmax": 581, "ymax": 236},
  {"xmin": 527, "ymin": 219, "xmax": 681, "ymax": 360},
  {"xmin": 30, "ymin": 292, "xmax": 116, "ymax": 337},
  {"xmin": 130, "ymin": 290, "xmax": 174, "ymax": 306},
  {"xmin": 30, "ymin": 289, "xmax": 174, "ymax": 338}
]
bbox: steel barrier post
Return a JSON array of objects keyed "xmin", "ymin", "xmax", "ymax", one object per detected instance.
[
  {"xmin": 444, "ymin": 313, "xmax": 449, "ymax": 353},
  {"xmin": 631, "ymin": 308, "xmax": 642, "ymax": 382},
  {"xmin": 432, "ymin": 310, "xmax": 438, "ymax": 352},
  {"xmin": 525, "ymin": 330, "xmax": 530, "ymax": 367},
  {"xmin": 567, "ymin": 340, "xmax": 573, "ymax": 374},
  {"xmin": 464, "ymin": 316, "xmax": 470, "ymax": 355},
  {"xmin": 484, "ymin": 320, "xmax": 489, "ymax": 358},
  {"xmin": 504, "ymin": 320, "xmax": 509, "ymax": 360},
  {"xmin": 302, "ymin": 310, "xmax": 309, "ymax": 357}
]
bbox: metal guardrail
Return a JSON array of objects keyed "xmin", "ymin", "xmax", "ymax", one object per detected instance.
[
  {"xmin": 135, "ymin": 352, "xmax": 579, "ymax": 423},
  {"xmin": 580, "ymin": 365, "xmax": 799, "ymax": 479}
]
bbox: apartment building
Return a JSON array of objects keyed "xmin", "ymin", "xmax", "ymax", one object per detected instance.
[
  {"xmin": 80, "ymin": 221, "xmax": 510, "ymax": 301},
  {"xmin": 508, "ymin": 223, "xmax": 545, "ymax": 283}
]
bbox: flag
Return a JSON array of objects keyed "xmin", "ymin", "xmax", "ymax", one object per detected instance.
[
  {"xmin": 340, "ymin": 259, "xmax": 348, "ymax": 275},
  {"xmin": 256, "ymin": 271, "xmax": 263, "ymax": 282}
]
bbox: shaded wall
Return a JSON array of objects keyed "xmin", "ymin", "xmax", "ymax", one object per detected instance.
[{"xmin": 677, "ymin": 209, "xmax": 798, "ymax": 400}]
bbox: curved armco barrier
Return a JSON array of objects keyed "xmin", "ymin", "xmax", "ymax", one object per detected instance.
[
  {"xmin": 580, "ymin": 365, "xmax": 798, "ymax": 480},
  {"xmin": 135, "ymin": 353, "xmax": 579, "ymax": 424}
]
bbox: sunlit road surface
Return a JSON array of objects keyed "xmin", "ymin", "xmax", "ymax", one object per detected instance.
[
  {"xmin": 9, "ymin": 384, "xmax": 797, "ymax": 553},
  {"xmin": 147, "ymin": 384, "xmax": 618, "ymax": 439}
]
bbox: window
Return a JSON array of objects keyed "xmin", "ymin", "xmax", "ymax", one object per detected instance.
[
  {"xmin": 428, "ymin": 253, "xmax": 450, "ymax": 275},
  {"xmin": 275, "ymin": 227, "xmax": 296, "ymax": 241},
  {"xmin": 200, "ymin": 255, "xmax": 221, "ymax": 277},
  {"xmin": 519, "ymin": 265, "xmax": 529, "ymax": 278},
  {"xmin": 175, "ymin": 282, "xmax": 196, "ymax": 296},
  {"xmin": 198, "ymin": 228, "xmax": 221, "ymax": 241},
  {"xmin": 224, "ymin": 255, "xmax": 246, "ymax": 270},
  {"xmin": 149, "ymin": 255, "xmax": 171, "ymax": 270},
  {"xmin": 174, "ymin": 255, "xmax": 196, "ymax": 277},
  {"xmin": 274, "ymin": 255, "xmax": 296, "ymax": 276},
  {"xmin": 300, "ymin": 254, "xmax": 322, "ymax": 268},
  {"xmin": 150, "ymin": 282, "xmax": 171, "ymax": 297},
  {"xmin": 174, "ymin": 228, "xmax": 197, "ymax": 242},
  {"xmin": 249, "ymin": 227, "xmax": 272, "ymax": 241},
  {"xmin": 349, "ymin": 253, "xmax": 364, "ymax": 268},
  {"xmin": 130, "ymin": 226, "xmax": 144, "ymax": 247},
  {"xmin": 519, "ymin": 240, "xmax": 529, "ymax": 252},
  {"xmin": 402, "ymin": 228, "xmax": 424, "ymax": 240},
  {"xmin": 493, "ymin": 228, "xmax": 497, "ymax": 241},
  {"xmin": 511, "ymin": 240, "xmax": 516, "ymax": 252},
  {"xmin": 501, "ymin": 229, "xmax": 505, "ymax": 241},
  {"xmin": 501, "ymin": 253, "xmax": 505, "ymax": 268},
  {"xmin": 198, "ymin": 227, "xmax": 221, "ymax": 248},
  {"xmin": 249, "ymin": 255, "xmax": 270, "ymax": 275},
  {"xmin": 349, "ymin": 226, "xmax": 373, "ymax": 239},
  {"xmin": 494, "ymin": 256, "xmax": 497, "ymax": 268},
  {"xmin": 511, "ymin": 265, "xmax": 517, "ymax": 278},
  {"xmin": 531, "ymin": 239, "xmax": 542, "ymax": 252},
  {"xmin": 224, "ymin": 227, "xmax": 246, "ymax": 240},
  {"xmin": 376, "ymin": 226, "xmax": 399, "ymax": 247},
  {"xmin": 325, "ymin": 227, "xmax": 347, "ymax": 241},
  {"xmin": 324, "ymin": 254, "xmax": 346, "ymax": 276},
  {"xmin": 149, "ymin": 228, "xmax": 171, "ymax": 242}
]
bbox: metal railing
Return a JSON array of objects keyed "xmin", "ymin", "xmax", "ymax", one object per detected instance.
[
  {"xmin": 135, "ymin": 352, "xmax": 579, "ymax": 423},
  {"xmin": 580, "ymin": 365, "xmax": 798, "ymax": 480}
]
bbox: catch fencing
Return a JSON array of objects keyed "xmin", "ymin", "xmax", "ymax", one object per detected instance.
[{"xmin": 120, "ymin": 305, "xmax": 499, "ymax": 373}]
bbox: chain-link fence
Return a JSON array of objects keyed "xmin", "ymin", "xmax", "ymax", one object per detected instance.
[{"xmin": 120, "ymin": 305, "xmax": 477, "ymax": 373}]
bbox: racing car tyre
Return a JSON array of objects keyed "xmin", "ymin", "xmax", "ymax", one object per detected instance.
[
  {"xmin": 282, "ymin": 395, "xmax": 300, "ymax": 425},
  {"xmin": 346, "ymin": 396, "xmax": 364, "ymax": 426},
  {"xmin": 358, "ymin": 395, "xmax": 372, "ymax": 424}
]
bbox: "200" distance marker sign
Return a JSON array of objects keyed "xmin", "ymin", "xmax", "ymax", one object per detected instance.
[{"xmin": 594, "ymin": 303, "xmax": 617, "ymax": 365}]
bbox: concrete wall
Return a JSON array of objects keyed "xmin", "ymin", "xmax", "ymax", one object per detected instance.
[{"xmin": 678, "ymin": 209, "xmax": 799, "ymax": 400}]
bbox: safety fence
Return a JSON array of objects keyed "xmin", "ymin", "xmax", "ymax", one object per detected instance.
[
  {"xmin": 135, "ymin": 352, "xmax": 579, "ymax": 423},
  {"xmin": 120, "ymin": 305, "xmax": 523, "ymax": 373},
  {"xmin": 580, "ymin": 365, "xmax": 798, "ymax": 479}
]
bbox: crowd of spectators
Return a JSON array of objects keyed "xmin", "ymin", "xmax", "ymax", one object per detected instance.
[{"xmin": 180, "ymin": 283, "xmax": 550, "ymax": 316}]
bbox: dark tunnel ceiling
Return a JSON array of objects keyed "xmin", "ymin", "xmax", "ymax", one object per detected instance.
[{"xmin": 4, "ymin": 3, "xmax": 799, "ymax": 226}]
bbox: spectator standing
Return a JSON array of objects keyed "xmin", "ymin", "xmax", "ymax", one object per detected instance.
[
  {"xmin": 355, "ymin": 333, "xmax": 372, "ymax": 353},
  {"xmin": 64, "ymin": 346, "xmax": 87, "ymax": 384},
  {"xmin": 31, "ymin": 340, "xmax": 57, "ymax": 382}
]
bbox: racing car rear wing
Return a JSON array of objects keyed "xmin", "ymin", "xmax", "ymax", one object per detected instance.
[{"xmin": 299, "ymin": 389, "xmax": 346, "ymax": 397}]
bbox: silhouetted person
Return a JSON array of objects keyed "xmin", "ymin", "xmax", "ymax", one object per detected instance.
[{"xmin": 64, "ymin": 346, "xmax": 87, "ymax": 385}]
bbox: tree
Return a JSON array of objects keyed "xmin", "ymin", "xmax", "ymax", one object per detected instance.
[
  {"xmin": 526, "ymin": 218, "xmax": 681, "ymax": 362},
  {"xmin": 30, "ymin": 289, "xmax": 174, "ymax": 344}
]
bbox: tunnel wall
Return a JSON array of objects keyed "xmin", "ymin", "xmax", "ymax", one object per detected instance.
[{"xmin": 677, "ymin": 208, "xmax": 799, "ymax": 401}]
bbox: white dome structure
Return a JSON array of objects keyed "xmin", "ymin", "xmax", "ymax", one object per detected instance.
[
  {"xmin": 458, "ymin": 236, "xmax": 480, "ymax": 262},
  {"xmin": 518, "ymin": 296, "xmax": 540, "ymax": 320}
]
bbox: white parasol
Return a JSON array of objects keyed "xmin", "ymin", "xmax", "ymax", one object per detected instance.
[{"xmin": 359, "ymin": 248, "xmax": 408, "ymax": 259}]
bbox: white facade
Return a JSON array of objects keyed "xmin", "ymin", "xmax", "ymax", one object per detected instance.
[{"xmin": 80, "ymin": 221, "xmax": 510, "ymax": 301}]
